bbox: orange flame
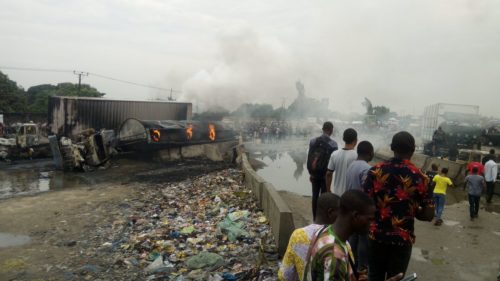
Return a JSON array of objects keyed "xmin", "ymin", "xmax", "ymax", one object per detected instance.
[
  {"xmin": 151, "ymin": 129, "xmax": 161, "ymax": 142},
  {"xmin": 208, "ymin": 124, "xmax": 216, "ymax": 141},
  {"xmin": 186, "ymin": 124, "xmax": 193, "ymax": 140}
]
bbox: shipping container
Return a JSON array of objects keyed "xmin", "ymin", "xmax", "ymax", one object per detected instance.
[{"xmin": 48, "ymin": 96, "xmax": 192, "ymax": 137}]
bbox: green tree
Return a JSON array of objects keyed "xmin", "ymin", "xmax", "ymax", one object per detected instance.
[
  {"xmin": 26, "ymin": 84, "xmax": 57, "ymax": 113},
  {"xmin": 26, "ymin": 82, "xmax": 105, "ymax": 113},
  {"xmin": 51, "ymin": 83, "xmax": 105, "ymax": 97},
  {"xmin": 0, "ymin": 71, "xmax": 26, "ymax": 113}
]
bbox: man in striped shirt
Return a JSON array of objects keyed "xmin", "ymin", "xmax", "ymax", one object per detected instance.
[{"xmin": 303, "ymin": 190, "xmax": 403, "ymax": 281}]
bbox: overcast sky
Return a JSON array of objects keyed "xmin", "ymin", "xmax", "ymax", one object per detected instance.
[{"xmin": 1, "ymin": 0, "xmax": 499, "ymax": 117}]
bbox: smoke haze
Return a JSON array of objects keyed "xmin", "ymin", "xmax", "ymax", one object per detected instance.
[{"xmin": 1, "ymin": 0, "xmax": 500, "ymax": 116}]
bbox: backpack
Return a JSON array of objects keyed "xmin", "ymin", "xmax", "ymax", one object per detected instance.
[{"xmin": 307, "ymin": 136, "xmax": 336, "ymax": 178}]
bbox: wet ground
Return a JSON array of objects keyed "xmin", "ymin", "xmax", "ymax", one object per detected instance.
[
  {"xmin": 0, "ymin": 153, "xmax": 230, "ymax": 200},
  {"xmin": 0, "ymin": 154, "xmax": 261, "ymax": 280},
  {"xmin": 248, "ymin": 140, "xmax": 500, "ymax": 281}
]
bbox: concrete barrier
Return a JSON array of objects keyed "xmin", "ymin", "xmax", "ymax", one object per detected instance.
[
  {"xmin": 239, "ymin": 146, "xmax": 295, "ymax": 256},
  {"xmin": 375, "ymin": 147, "xmax": 466, "ymax": 183}
]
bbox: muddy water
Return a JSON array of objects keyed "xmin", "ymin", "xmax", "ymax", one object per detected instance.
[
  {"xmin": 0, "ymin": 159, "xmax": 96, "ymax": 199},
  {"xmin": 252, "ymin": 149, "xmax": 311, "ymax": 196},
  {"xmin": 0, "ymin": 169, "xmax": 89, "ymax": 199},
  {"xmin": 0, "ymin": 233, "xmax": 31, "ymax": 248}
]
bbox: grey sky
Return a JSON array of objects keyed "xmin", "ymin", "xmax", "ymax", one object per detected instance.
[{"xmin": 1, "ymin": 0, "xmax": 499, "ymax": 117}]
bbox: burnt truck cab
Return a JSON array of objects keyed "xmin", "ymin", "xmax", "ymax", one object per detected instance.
[
  {"xmin": 16, "ymin": 122, "xmax": 40, "ymax": 149},
  {"xmin": 423, "ymin": 121, "xmax": 483, "ymax": 157},
  {"xmin": 117, "ymin": 119, "xmax": 236, "ymax": 151}
]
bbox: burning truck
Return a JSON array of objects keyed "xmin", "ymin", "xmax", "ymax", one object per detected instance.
[
  {"xmin": 52, "ymin": 119, "xmax": 236, "ymax": 171},
  {"xmin": 47, "ymin": 97, "xmax": 237, "ymax": 171},
  {"xmin": 117, "ymin": 119, "xmax": 234, "ymax": 151}
]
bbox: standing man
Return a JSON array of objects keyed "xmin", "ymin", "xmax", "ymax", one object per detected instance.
[
  {"xmin": 279, "ymin": 193, "xmax": 340, "ymax": 281},
  {"xmin": 484, "ymin": 155, "xmax": 498, "ymax": 204},
  {"xmin": 482, "ymin": 149, "xmax": 496, "ymax": 165},
  {"xmin": 346, "ymin": 141, "xmax": 374, "ymax": 191},
  {"xmin": 326, "ymin": 128, "xmax": 358, "ymax": 196},
  {"xmin": 432, "ymin": 168, "xmax": 453, "ymax": 226},
  {"xmin": 425, "ymin": 163, "xmax": 439, "ymax": 193},
  {"xmin": 303, "ymin": 190, "xmax": 404, "ymax": 281},
  {"xmin": 307, "ymin": 121, "xmax": 338, "ymax": 219},
  {"xmin": 344, "ymin": 140, "xmax": 374, "ymax": 272},
  {"xmin": 466, "ymin": 156, "xmax": 484, "ymax": 176},
  {"xmin": 363, "ymin": 131, "xmax": 435, "ymax": 281},
  {"xmin": 464, "ymin": 167, "xmax": 485, "ymax": 220}
]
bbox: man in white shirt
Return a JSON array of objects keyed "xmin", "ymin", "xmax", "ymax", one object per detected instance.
[
  {"xmin": 484, "ymin": 156, "xmax": 498, "ymax": 203},
  {"xmin": 326, "ymin": 128, "xmax": 358, "ymax": 196}
]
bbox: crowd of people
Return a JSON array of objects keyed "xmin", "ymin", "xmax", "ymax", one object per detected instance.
[
  {"xmin": 278, "ymin": 121, "xmax": 498, "ymax": 281},
  {"xmin": 241, "ymin": 121, "xmax": 292, "ymax": 143},
  {"xmin": 240, "ymin": 120, "xmax": 328, "ymax": 143}
]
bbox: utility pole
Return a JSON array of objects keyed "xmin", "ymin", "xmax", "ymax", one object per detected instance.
[
  {"xmin": 73, "ymin": 71, "xmax": 89, "ymax": 94},
  {"xmin": 167, "ymin": 88, "xmax": 176, "ymax": 101}
]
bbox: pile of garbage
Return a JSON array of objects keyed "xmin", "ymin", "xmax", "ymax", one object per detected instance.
[{"xmin": 83, "ymin": 168, "xmax": 278, "ymax": 280}]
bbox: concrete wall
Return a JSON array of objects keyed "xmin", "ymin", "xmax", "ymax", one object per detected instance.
[{"xmin": 238, "ymin": 145, "xmax": 295, "ymax": 256}]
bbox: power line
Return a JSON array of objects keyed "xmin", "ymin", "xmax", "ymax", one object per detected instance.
[
  {"xmin": 0, "ymin": 65, "xmax": 181, "ymax": 93},
  {"xmin": 0, "ymin": 66, "xmax": 73, "ymax": 73},
  {"xmin": 89, "ymin": 72, "xmax": 181, "ymax": 93}
]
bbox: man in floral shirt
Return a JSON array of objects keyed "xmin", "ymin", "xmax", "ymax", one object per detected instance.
[{"xmin": 363, "ymin": 131, "xmax": 434, "ymax": 281}]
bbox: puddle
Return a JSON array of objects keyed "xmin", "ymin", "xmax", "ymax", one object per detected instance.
[
  {"xmin": 251, "ymin": 149, "xmax": 310, "ymax": 196},
  {"xmin": 0, "ymin": 164, "xmax": 95, "ymax": 199},
  {"xmin": 0, "ymin": 233, "xmax": 31, "ymax": 248}
]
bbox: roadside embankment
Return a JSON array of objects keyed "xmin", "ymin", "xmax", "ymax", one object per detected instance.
[{"xmin": 237, "ymin": 144, "xmax": 295, "ymax": 256}]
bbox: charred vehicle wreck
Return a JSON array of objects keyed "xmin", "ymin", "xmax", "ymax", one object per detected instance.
[
  {"xmin": 117, "ymin": 119, "xmax": 235, "ymax": 151},
  {"xmin": 51, "ymin": 119, "xmax": 236, "ymax": 171}
]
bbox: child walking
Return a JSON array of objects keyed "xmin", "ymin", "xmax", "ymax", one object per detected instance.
[
  {"xmin": 464, "ymin": 167, "xmax": 486, "ymax": 220},
  {"xmin": 432, "ymin": 167, "xmax": 453, "ymax": 226}
]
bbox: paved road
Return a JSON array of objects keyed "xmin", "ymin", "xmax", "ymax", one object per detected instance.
[{"xmin": 279, "ymin": 190, "xmax": 500, "ymax": 281}]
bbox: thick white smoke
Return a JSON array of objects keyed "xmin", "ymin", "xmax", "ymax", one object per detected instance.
[{"xmin": 180, "ymin": 28, "xmax": 300, "ymax": 112}]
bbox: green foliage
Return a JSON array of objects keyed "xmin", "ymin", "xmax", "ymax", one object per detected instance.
[
  {"xmin": 0, "ymin": 71, "xmax": 26, "ymax": 113},
  {"xmin": 0, "ymin": 71, "xmax": 106, "ymax": 114},
  {"xmin": 50, "ymin": 83, "xmax": 105, "ymax": 98},
  {"xmin": 26, "ymin": 82, "xmax": 105, "ymax": 113}
]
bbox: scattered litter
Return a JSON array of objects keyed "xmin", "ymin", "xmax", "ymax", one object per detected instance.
[
  {"xmin": 50, "ymin": 168, "xmax": 278, "ymax": 280},
  {"xmin": 186, "ymin": 251, "xmax": 224, "ymax": 270},
  {"xmin": 6, "ymin": 169, "xmax": 278, "ymax": 281}
]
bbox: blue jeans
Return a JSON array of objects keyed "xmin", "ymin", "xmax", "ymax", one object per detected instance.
[
  {"xmin": 468, "ymin": 194, "xmax": 480, "ymax": 218},
  {"xmin": 433, "ymin": 193, "xmax": 446, "ymax": 219}
]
